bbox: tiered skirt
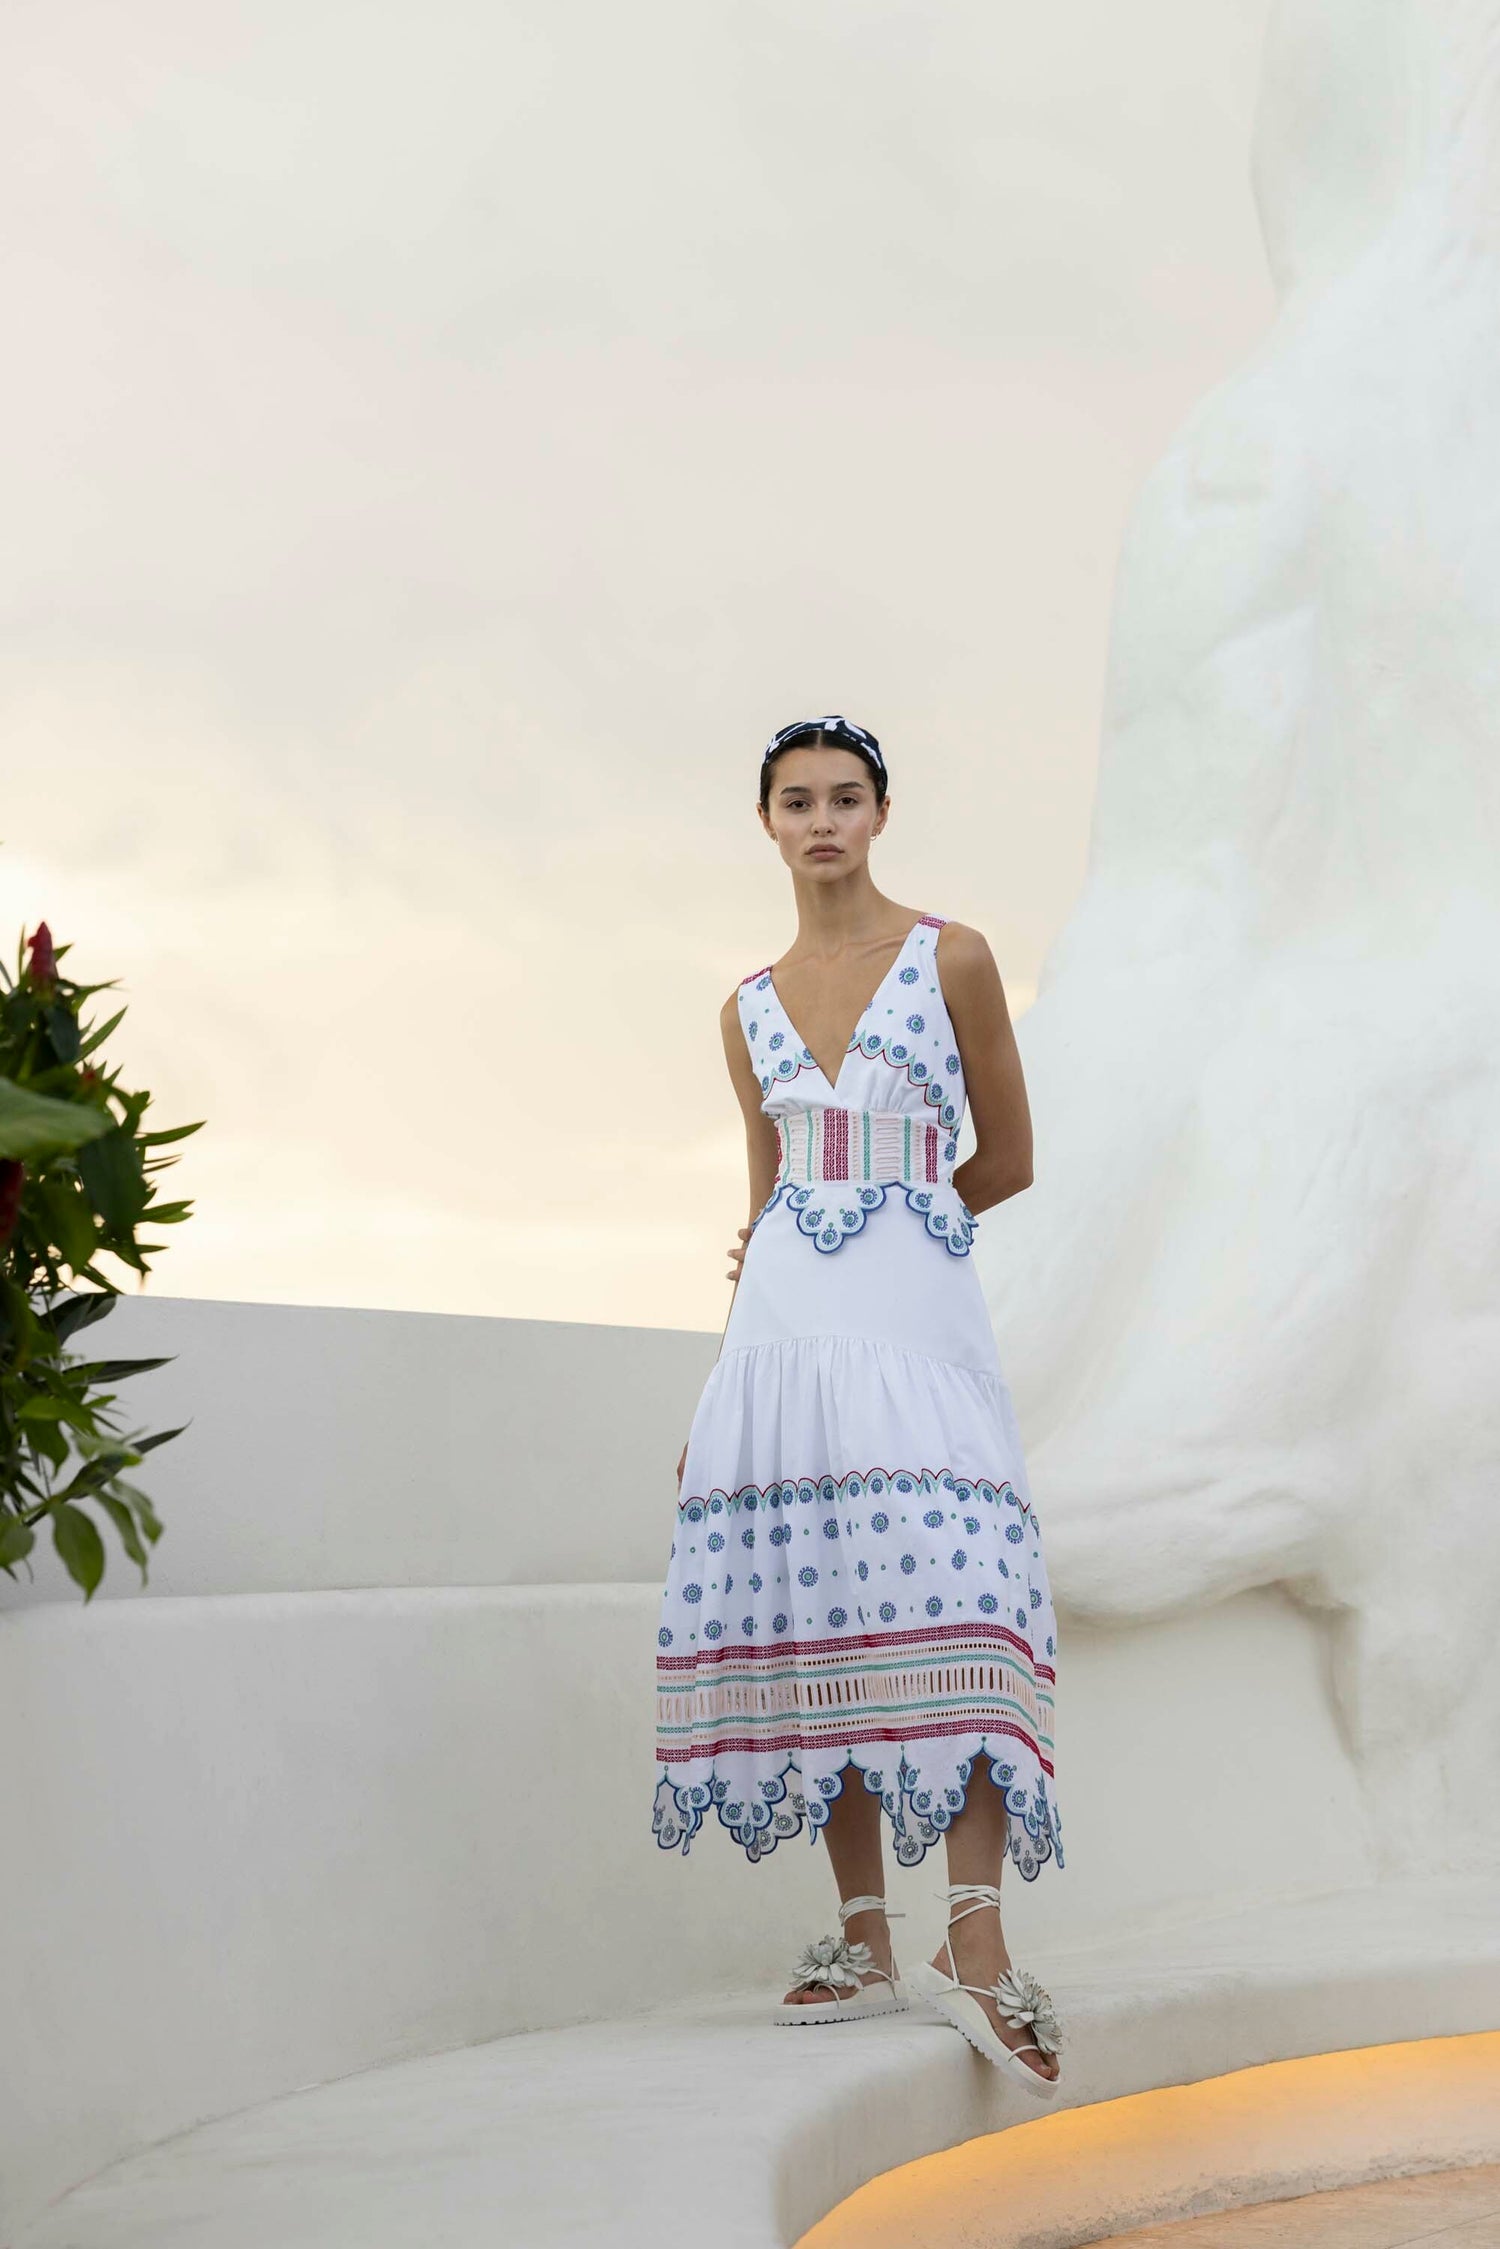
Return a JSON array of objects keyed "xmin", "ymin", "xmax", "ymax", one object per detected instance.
[{"xmin": 652, "ymin": 1190, "xmax": 1064, "ymax": 1877}]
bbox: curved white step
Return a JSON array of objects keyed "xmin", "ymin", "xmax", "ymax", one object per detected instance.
[{"xmin": 13, "ymin": 1880, "xmax": 1500, "ymax": 2249}]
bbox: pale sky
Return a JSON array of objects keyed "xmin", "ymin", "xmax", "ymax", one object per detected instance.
[{"xmin": 2, "ymin": 0, "xmax": 1275, "ymax": 1334}]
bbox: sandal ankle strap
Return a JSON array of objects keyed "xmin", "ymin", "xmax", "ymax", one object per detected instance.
[
  {"xmin": 838, "ymin": 1893, "xmax": 905, "ymax": 1924},
  {"xmin": 938, "ymin": 1881, "xmax": 1003, "ymax": 1922}
]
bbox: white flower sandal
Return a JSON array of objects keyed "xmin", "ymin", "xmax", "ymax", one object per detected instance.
[
  {"xmin": 773, "ymin": 1893, "xmax": 910, "ymax": 2027},
  {"xmin": 904, "ymin": 1882, "xmax": 1064, "ymax": 2100}
]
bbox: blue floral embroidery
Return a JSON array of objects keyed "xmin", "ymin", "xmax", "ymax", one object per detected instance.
[
  {"xmin": 902, "ymin": 1186, "xmax": 977, "ymax": 1255},
  {"xmin": 845, "ymin": 1023, "xmax": 962, "ymax": 1127},
  {"xmin": 752, "ymin": 1177, "xmax": 977, "ymax": 1257},
  {"xmin": 651, "ymin": 1750, "xmax": 1064, "ymax": 1877},
  {"xmin": 678, "ymin": 1465, "xmax": 1020, "ymax": 1527},
  {"xmin": 781, "ymin": 1180, "xmax": 887, "ymax": 1252}
]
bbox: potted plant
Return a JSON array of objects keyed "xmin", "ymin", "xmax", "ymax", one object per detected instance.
[{"xmin": 0, "ymin": 920, "xmax": 202, "ymax": 1599}]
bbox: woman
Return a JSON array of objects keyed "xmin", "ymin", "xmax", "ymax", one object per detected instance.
[{"xmin": 652, "ymin": 716, "xmax": 1064, "ymax": 2095}]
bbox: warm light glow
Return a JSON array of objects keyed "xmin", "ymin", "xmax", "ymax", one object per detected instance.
[{"xmin": 798, "ymin": 2033, "xmax": 1500, "ymax": 2247}]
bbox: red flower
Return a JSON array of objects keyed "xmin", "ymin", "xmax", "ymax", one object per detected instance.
[
  {"xmin": 27, "ymin": 922, "xmax": 57, "ymax": 989},
  {"xmin": 0, "ymin": 1159, "xmax": 23, "ymax": 1248}
]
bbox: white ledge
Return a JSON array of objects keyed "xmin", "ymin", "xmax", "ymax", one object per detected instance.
[{"xmin": 15, "ymin": 1877, "xmax": 1500, "ymax": 2249}]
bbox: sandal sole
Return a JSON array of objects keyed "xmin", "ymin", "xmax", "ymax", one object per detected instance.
[
  {"xmin": 904, "ymin": 1962, "xmax": 1062, "ymax": 2098},
  {"xmin": 773, "ymin": 1982, "xmax": 911, "ymax": 2027}
]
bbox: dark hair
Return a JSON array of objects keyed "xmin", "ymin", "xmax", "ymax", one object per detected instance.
[{"xmin": 758, "ymin": 719, "xmax": 888, "ymax": 812}]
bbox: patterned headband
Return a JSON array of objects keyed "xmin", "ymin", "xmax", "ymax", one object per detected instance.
[{"xmin": 762, "ymin": 713, "xmax": 886, "ymax": 780}]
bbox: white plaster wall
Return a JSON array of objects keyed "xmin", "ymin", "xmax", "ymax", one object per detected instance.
[
  {"xmin": 983, "ymin": 0, "xmax": 1500, "ymax": 1879},
  {"xmin": 0, "ymin": 1298, "xmax": 716, "ymax": 1605},
  {"xmin": 0, "ymin": 1295, "xmax": 1383, "ymax": 2228},
  {"xmin": 0, "ymin": 1565, "xmax": 1373, "ymax": 2236}
]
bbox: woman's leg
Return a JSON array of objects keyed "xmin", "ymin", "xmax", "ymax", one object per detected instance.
[
  {"xmin": 928, "ymin": 1753, "xmax": 1059, "ymax": 2079},
  {"xmin": 782, "ymin": 1768, "xmax": 897, "ymax": 2005}
]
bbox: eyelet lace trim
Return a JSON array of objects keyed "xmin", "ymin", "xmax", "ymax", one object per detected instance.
[
  {"xmin": 652, "ymin": 1747, "xmax": 1064, "ymax": 1877},
  {"xmin": 754, "ymin": 1180, "xmax": 977, "ymax": 1256}
]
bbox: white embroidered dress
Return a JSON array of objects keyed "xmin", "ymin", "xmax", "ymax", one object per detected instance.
[{"xmin": 653, "ymin": 913, "xmax": 1064, "ymax": 1878}]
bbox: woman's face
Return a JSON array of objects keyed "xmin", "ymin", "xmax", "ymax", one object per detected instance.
[{"xmin": 759, "ymin": 746, "xmax": 886, "ymax": 878}]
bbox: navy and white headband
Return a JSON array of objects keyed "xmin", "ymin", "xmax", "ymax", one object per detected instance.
[{"xmin": 762, "ymin": 713, "xmax": 886, "ymax": 781}]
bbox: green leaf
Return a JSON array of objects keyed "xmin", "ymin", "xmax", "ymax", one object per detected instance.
[
  {"xmin": 51, "ymin": 1501, "xmax": 105, "ymax": 1598},
  {"xmin": 66, "ymin": 1355, "xmax": 174, "ymax": 1383},
  {"xmin": 0, "ymin": 1512, "xmax": 36, "ymax": 1568},
  {"xmin": 28, "ymin": 1390, "xmax": 107, "ymax": 1434},
  {"xmin": 97, "ymin": 1492, "xmax": 150, "ymax": 1576},
  {"xmin": 37, "ymin": 1175, "xmax": 98, "ymax": 1275},
  {"xmin": 43, "ymin": 1003, "xmax": 81, "ymax": 1063},
  {"xmin": 76, "ymin": 1007, "xmax": 126, "ymax": 1059},
  {"xmin": 130, "ymin": 1423, "xmax": 187, "ymax": 1457},
  {"xmin": 24, "ymin": 1420, "xmax": 70, "ymax": 1469},
  {"xmin": 44, "ymin": 1290, "xmax": 118, "ymax": 1344},
  {"xmin": 113, "ymin": 1479, "xmax": 164, "ymax": 1543},
  {"xmin": 136, "ymin": 1120, "xmax": 204, "ymax": 1147},
  {"xmin": 0, "ymin": 1080, "xmax": 114, "ymax": 1162},
  {"xmin": 76, "ymin": 1127, "xmax": 148, "ymax": 1231},
  {"xmin": 56, "ymin": 1449, "xmax": 136, "ymax": 1498}
]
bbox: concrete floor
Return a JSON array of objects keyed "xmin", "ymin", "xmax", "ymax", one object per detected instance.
[{"xmin": 1088, "ymin": 2164, "xmax": 1500, "ymax": 2249}]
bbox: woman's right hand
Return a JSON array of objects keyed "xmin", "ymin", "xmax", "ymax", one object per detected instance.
[
  {"xmin": 727, "ymin": 1224, "xmax": 751, "ymax": 1282},
  {"xmin": 676, "ymin": 1439, "xmax": 687, "ymax": 1489}
]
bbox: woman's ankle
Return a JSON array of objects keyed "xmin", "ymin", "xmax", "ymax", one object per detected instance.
[{"xmin": 840, "ymin": 1903, "xmax": 895, "ymax": 1973}]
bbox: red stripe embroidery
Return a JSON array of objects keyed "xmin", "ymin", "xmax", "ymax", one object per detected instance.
[
  {"xmin": 658, "ymin": 1714, "xmax": 1053, "ymax": 1772},
  {"xmin": 825, "ymin": 1106, "xmax": 849, "ymax": 1179},
  {"xmin": 657, "ymin": 1618, "xmax": 1047, "ymax": 1675}
]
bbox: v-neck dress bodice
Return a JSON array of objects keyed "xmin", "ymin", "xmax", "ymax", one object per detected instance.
[
  {"xmin": 652, "ymin": 912, "xmax": 1064, "ymax": 1880},
  {"xmin": 739, "ymin": 911, "xmax": 977, "ymax": 1263}
]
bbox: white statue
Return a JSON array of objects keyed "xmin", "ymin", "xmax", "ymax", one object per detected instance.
[{"xmin": 982, "ymin": 0, "xmax": 1500, "ymax": 1875}]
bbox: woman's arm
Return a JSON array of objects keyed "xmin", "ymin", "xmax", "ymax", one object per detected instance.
[
  {"xmin": 936, "ymin": 923, "xmax": 1034, "ymax": 1217},
  {"xmin": 718, "ymin": 987, "xmax": 780, "ymax": 1296}
]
